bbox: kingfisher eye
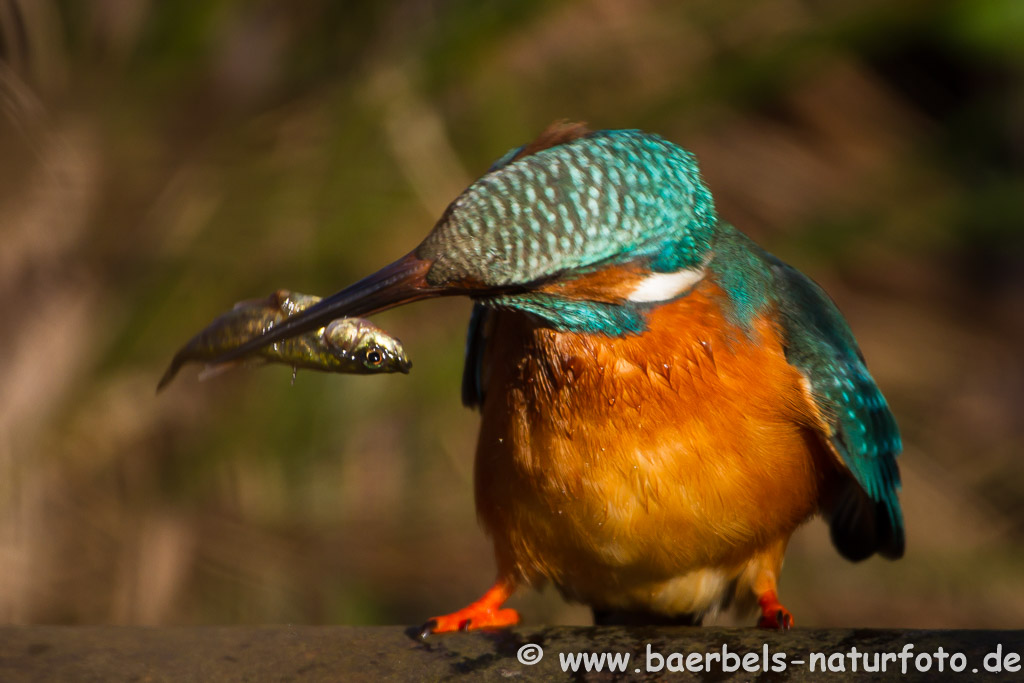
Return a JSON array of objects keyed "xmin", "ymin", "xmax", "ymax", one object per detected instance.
[{"xmin": 364, "ymin": 349, "xmax": 384, "ymax": 368}]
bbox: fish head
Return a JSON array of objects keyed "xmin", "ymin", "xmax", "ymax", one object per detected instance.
[{"xmin": 323, "ymin": 318, "xmax": 412, "ymax": 374}]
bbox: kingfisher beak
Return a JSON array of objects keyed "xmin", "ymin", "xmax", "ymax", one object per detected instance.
[{"xmin": 207, "ymin": 252, "xmax": 439, "ymax": 366}]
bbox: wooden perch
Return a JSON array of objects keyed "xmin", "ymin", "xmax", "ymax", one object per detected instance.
[{"xmin": 0, "ymin": 625, "xmax": 1020, "ymax": 681}]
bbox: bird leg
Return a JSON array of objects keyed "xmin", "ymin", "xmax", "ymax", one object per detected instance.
[
  {"xmin": 420, "ymin": 577, "xmax": 520, "ymax": 635},
  {"xmin": 741, "ymin": 539, "xmax": 794, "ymax": 629}
]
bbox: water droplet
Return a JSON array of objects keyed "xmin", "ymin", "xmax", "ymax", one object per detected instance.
[{"xmin": 608, "ymin": 397, "xmax": 616, "ymax": 406}]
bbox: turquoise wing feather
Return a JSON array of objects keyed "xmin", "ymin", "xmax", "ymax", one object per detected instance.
[{"xmin": 769, "ymin": 257, "xmax": 905, "ymax": 560}]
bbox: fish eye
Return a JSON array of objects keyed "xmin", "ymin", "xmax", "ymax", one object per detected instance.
[{"xmin": 364, "ymin": 348, "xmax": 384, "ymax": 368}]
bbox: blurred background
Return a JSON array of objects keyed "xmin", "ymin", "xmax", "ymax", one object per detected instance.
[{"xmin": 1, "ymin": 0, "xmax": 1021, "ymax": 628}]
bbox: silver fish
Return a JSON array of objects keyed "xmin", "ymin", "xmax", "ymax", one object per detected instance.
[{"xmin": 157, "ymin": 289, "xmax": 410, "ymax": 391}]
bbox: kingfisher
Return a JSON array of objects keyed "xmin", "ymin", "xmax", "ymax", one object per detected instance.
[{"xmin": 210, "ymin": 121, "xmax": 904, "ymax": 631}]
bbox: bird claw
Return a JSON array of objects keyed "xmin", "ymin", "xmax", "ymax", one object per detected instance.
[
  {"xmin": 420, "ymin": 607, "xmax": 520, "ymax": 636},
  {"xmin": 418, "ymin": 619, "xmax": 439, "ymax": 639},
  {"xmin": 757, "ymin": 606, "xmax": 794, "ymax": 630}
]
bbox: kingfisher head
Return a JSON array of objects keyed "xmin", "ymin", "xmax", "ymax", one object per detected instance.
[{"xmin": 211, "ymin": 123, "xmax": 719, "ymax": 363}]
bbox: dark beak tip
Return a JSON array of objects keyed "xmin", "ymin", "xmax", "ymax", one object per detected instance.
[{"xmin": 156, "ymin": 361, "xmax": 180, "ymax": 393}]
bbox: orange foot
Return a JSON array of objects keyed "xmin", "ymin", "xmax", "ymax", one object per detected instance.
[
  {"xmin": 757, "ymin": 590, "xmax": 794, "ymax": 630},
  {"xmin": 420, "ymin": 579, "xmax": 520, "ymax": 636}
]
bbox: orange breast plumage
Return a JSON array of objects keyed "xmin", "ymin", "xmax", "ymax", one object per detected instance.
[{"xmin": 472, "ymin": 278, "xmax": 837, "ymax": 620}]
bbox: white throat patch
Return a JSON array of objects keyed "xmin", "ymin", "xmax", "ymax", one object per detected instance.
[{"xmin": 626, "ymin": 266, "xmax": 706, "ymax": 303}]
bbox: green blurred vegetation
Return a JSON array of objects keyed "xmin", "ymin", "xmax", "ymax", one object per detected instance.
[{"xmin": 1, "ymin": 0, "xmax": 1021, "ymax": 627}]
